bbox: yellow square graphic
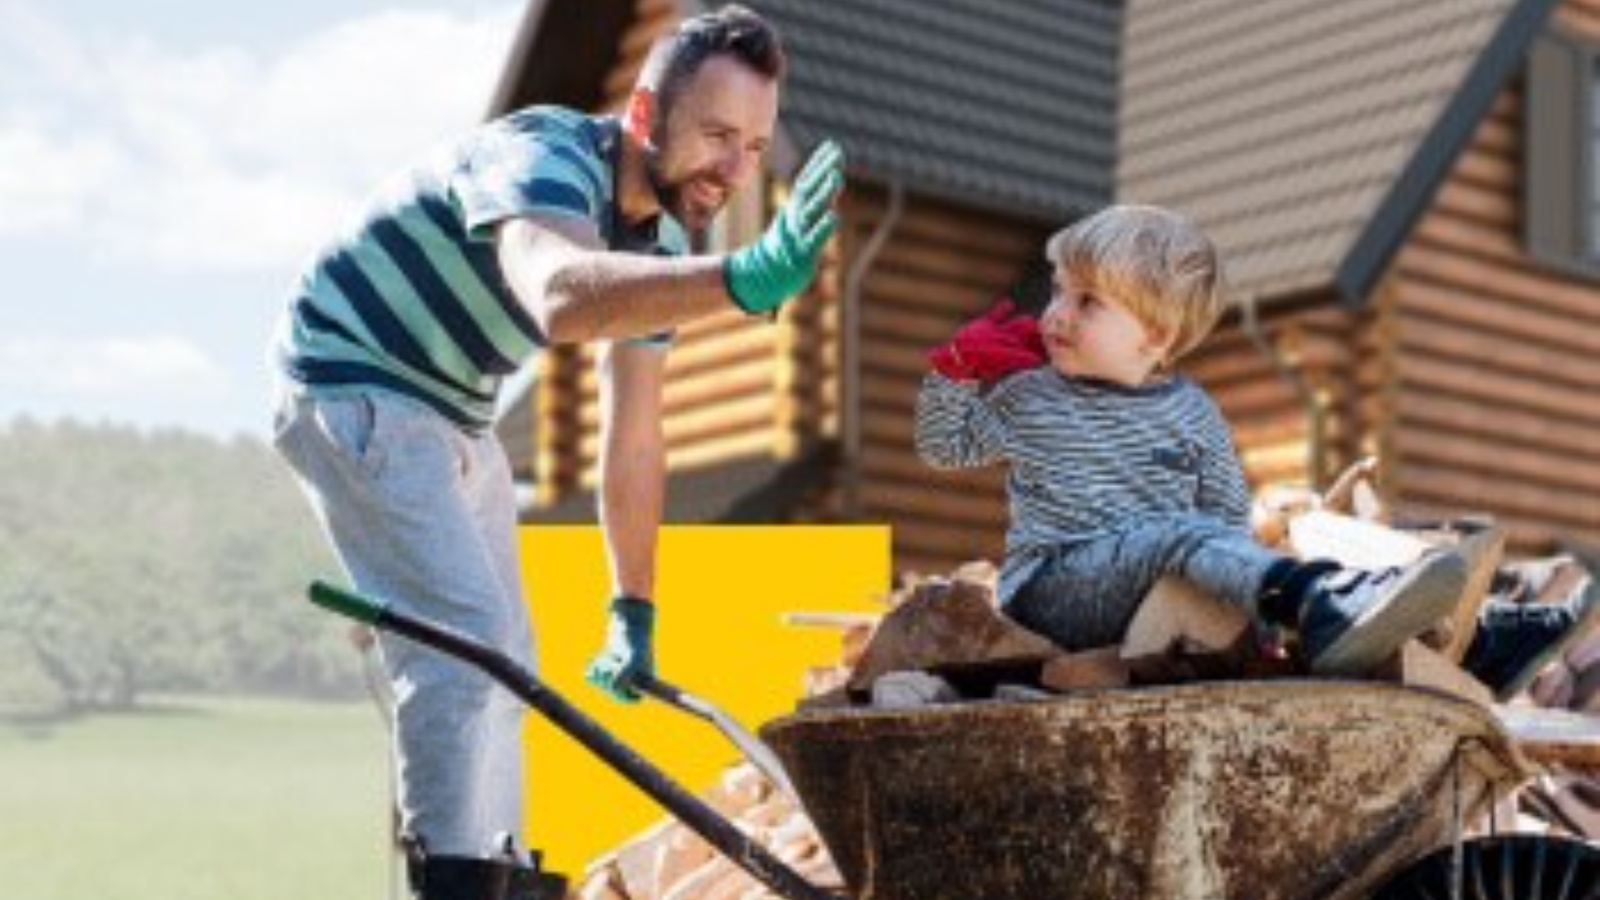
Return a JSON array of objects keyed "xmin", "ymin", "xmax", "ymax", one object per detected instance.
[{"xmin": 519, "ymin": 525, "xmax": 890, "ymax": 873}]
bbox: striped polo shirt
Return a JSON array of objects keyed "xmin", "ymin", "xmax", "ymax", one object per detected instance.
[
  {"xmin": 275, "ymin": 106, "xmax": 689, "ymax": 431},
  {"xmin": 915, "ymin": 368, "xmax": 1252, "ymax": 602}
]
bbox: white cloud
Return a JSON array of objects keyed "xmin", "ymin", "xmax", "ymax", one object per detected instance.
[
  {"xmin": 0, "ymin": 2, "xmax": 521, "ymax": 272},
  {"xmin": 0, "ymin": 127, "xmax": 124, "ymax": 232},
  {"xmin": 0, "ymin": 335, "xmax": 230, "ymax": 398}
]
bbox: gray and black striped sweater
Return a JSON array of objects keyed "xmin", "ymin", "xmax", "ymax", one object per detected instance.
[{"xmin": 915, "ymin": 368, "xmax": 1252, "ymax": 603}]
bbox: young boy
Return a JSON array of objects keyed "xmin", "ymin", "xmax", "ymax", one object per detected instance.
[{"xmin": 914, "ymin": 205, "xmax": 1468, "ymax": 675}]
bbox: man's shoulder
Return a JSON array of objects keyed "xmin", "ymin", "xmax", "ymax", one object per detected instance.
[{"xmin": 486, "ymin": 106, "xmax": 612, "ymax": 153}]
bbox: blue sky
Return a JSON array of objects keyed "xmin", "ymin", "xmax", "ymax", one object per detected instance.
[{"xmin": 0, "ymin": 0, "xmax": 526, "ymax": 438}]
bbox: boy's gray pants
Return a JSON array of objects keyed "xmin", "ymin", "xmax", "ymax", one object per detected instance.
[
  {"xmin": 274, "ymin": 388, "xmax": 534, "ymax": 858},
  {"xmin": 1004, "ymin": 514, "xmax": 1280, "ymax": 652}
]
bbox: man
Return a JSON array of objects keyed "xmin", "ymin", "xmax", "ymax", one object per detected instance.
[{"xmin": 270, "ymin": 7, "xmax": 842, "ymax": 899}]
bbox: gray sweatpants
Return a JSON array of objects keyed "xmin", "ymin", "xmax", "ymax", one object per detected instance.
[
  {"xmin": 1005, "ymin": 513, "xmax": 1281, "ymax": 651},
  {"xmin": 274, "ymin": 388, "xmax": 534, "ymax": 858}
]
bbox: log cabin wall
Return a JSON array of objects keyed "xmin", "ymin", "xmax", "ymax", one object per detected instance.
[
  {"xmin": 1171, "ymin": 306, "xmax": 1360, "ymax": 527},
  {"xmin": 834, "ymin": 184, "xmax": 1051, "ymax": 576},
  {"xmin": 1183, "ymin": 320, "xmax": 1312, "ymax": 494},
  {"xmin": 1386, "ymin": 0, "xmax": 1600, "ymax": 552}
]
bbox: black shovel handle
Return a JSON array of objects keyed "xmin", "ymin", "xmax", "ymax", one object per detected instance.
[{"xmin": 309, "ymin": 581, "xmax": 841, "ymax": 900}]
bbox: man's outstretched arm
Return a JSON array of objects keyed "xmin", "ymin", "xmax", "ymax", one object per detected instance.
[
  {"xmin": 497, "ymin": 140, "xmax": 844, "ymax": 345},
  {"xmin": 496, "ymin": 215, "xmax": 730, "ymax": 345}
]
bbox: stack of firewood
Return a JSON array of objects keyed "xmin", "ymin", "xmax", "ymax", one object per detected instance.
[
  {"xmin": 795, "ymin": 459, "xmax": 1517, "ymax": 708},
  {"xmin": 574, "ymin": 763, "xmax": 842, "ymax": 900},
  {"xmin": 1511, "ymin": 554, "xmax": 1600, "ymax": 838}
]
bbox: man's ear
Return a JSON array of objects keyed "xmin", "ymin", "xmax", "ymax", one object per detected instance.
[{"xmin": 625, "ymin": 89, "xmax": 658, "ymax": 149}]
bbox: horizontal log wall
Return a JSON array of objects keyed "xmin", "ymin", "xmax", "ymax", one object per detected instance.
[
  {"xmin": 1390, "ymin": 11, "xmax": 1600, "ymax": 553},
  {"xmin": 1183, "ymin": 323, "xmax": 1312, "ymax": 491},
  {"xmin": 562, "ymin": 277, "xmax": 838, "ymax": 491},
  {"xmin": 831, "ymin": 185, "xmax": 1050, "ymax": 577}
]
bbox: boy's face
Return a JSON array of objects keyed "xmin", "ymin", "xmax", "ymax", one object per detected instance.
[
  {"xmin": 1041, "ymin": 269, "xmax": 1171, "ymax": 386},
  {"xmin": 641, "ymin": 55, "xmax": 778, "ymax": 231}
]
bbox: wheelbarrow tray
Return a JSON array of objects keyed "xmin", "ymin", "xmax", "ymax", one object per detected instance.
[{"xmin": 762, "ymin": 681, "xmax": 1531, "ymax": 900}]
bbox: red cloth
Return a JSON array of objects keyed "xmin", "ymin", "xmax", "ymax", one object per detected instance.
[{"xmin": 928, "ymin": 298, "xmax": 1046, "ymax": 384}]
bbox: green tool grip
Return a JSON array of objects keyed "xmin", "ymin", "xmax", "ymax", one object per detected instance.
[{"xmin": 308, "ymin": 580, "xmax": 388, "ymax": 626}]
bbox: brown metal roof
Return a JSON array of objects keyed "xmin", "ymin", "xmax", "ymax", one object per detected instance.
[
  {"xmin": 1119, "ymin": 0, "xmax": 1561, "ymax": 305},
  {"xmin": 743, "ymin": 0, "xmax": 1119, "ymax": 222},
  {"xmin": 490, "ymin": 0, "xmax": 1120, "ymax": 223}
]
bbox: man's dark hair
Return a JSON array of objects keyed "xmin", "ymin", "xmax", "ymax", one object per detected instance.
[{"xmin": 641, "ymin": 5, "xmax": 786, "ymax": 125}]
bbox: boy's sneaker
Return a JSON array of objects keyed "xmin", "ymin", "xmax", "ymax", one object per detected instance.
[
  {"xmin": 1470, "ymin": 571, "xmax": 1600, "ymax": 701},
  {"xmin": 1300, "ymin": 550, "xmax": 1469, "ymax": 676}
]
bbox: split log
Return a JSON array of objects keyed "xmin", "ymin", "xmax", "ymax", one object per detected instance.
[
  {"xmin": 1431, "ymin": 523, "xmax": 1506, "ymax": 664},
  {"xmin": 1116, "ymin": 576, "xmax": 1256, "ymax": 684},
  {"xmin": 1039, "ymin": 647, "xmax": 1130, "ymax": 692},
  {"xmin": 1288, "ymin": 510, "xmax": 1432, "ymax": 570},
  {"xmin": 870, "ymin": 670, "xmax": 960, "ymax": 708},
  {"xmin": 649, "ymin": 827, "xmax": 712, "ymax": 900},
  {"xmin": 846, "ymin": 577, "xmax": 1058, "ymax": 694},
  {"xmin": 578, "ymin": 861, "xmax": 631, "ymax": 900},
  {"xmin": 1121, "ymin": 576, "xmax": 1250, "ymax": 658},
  {"xmin": 1375, "ymin": 640, "xmax": 1493, "ymax": 707},
  {"xmin": 1321, "ymin": 456, "xmax": 1381, "ymax": 518}
]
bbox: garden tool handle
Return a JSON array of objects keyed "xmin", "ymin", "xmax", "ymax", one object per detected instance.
[
  {"xmin": 632, "ymin": 674, "xmax": 701, "ymax": 715},
  {"xmin": 630, "ymin": 673, "xmax": 801, "ymax": 801},
  {"xmin": 306, "ymin": 581, "xmax": 840, "ymax": 900}
]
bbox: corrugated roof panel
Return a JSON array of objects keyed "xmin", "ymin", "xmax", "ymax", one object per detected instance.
[
  {"xmin": 1120, "ymin": 0, "xmax": 1525, "ymax": 302},
  {"xmin": 747, "ymin": 0, "xmax": 1120, "ymax": 221}
]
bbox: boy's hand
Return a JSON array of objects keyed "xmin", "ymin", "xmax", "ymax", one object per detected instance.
[
  {"xmin": 585, "ymin": 595, "xmax": 655, "ymax": 703},
  {"xmin": 929, "ymin": 298, "xmax": 1046, "ymax": 383},
  {"xmin": 724, "ymin": 140, "xmax": 844, "ymax": 315}
]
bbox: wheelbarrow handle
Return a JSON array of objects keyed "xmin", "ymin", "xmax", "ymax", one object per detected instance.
[{"xmin": 308, "ymin": 581, "xmax": 841, "ymax": 900}]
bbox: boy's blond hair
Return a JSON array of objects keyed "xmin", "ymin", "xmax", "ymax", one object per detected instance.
[{"xmin": 1045, "ymin": 205, "xmax": 1226, "ymax": 365}]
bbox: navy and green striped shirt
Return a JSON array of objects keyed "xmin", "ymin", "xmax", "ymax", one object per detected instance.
[
  {"xmin": 915, "ymin": 369, "xmax": 1252, "ymax": 602},
  {"xmin": 275, "ymin": 106, "xmax": 690, "ymax": 431}
]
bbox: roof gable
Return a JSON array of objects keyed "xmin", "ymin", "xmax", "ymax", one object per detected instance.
[{"xmin": 1120, "ymin": 0, "xmax": 1561, "ymax": 304}]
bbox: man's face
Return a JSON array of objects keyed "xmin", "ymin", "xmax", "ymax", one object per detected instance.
[{"xmin": 644, "ymin": 55, "xmax": 779, "ymax": 231}]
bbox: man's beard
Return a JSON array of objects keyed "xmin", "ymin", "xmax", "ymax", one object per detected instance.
[{"xmin": 643, "ymin": 144, "xmax": 720, "ymax": 234}]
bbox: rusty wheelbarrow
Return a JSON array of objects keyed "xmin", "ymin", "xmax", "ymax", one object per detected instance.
[
  {"xmin": 310, "ymin": 581, "xmax": 1600, "ymax": 900},
  {"xmin": 763, "ymin": 681, "xmax": 1600, "ymax": 900}
]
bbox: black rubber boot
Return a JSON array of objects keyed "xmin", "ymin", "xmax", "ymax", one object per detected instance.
[
  {"xmin": 506, "ymin": 863, "xmax": 568, "ymax": 900},
  {"xmin": 493, "ymin": 834, "xmax": 568, "ymax": 900},
  {"xmin": 402, "ymin": 833, "xmax": 567, "ymax": 900},
  {"xmin": 407, "ymin": 856, "xmax": 511, "ymax": 900}
]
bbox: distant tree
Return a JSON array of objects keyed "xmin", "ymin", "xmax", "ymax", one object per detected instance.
[{"xmin": 0, "ymin": 419, "xmax": 360, "ymax": 715}]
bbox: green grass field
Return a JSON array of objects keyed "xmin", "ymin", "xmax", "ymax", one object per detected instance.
[{"xmin": 0, "ymin": 696, "xmax": 396, "ymax": 900}]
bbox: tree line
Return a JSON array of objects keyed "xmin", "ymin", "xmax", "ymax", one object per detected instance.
[{"xmin": 0, "ymin": 418, "xmax": 366, "ymax": 714}]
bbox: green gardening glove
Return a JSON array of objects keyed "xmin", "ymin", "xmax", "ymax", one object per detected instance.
[
  {"xmin": 723, "ymin": 140, "xmax": 845, "ymax": 315},
  {"xmin": 585, "ymin": 595, "xmax": 655, "ymax": 703}
]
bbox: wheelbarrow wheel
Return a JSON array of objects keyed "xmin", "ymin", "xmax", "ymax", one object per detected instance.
[{"xmin": 1370, "ymin": 834, "xmax": 1600, "ymax": 899}]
